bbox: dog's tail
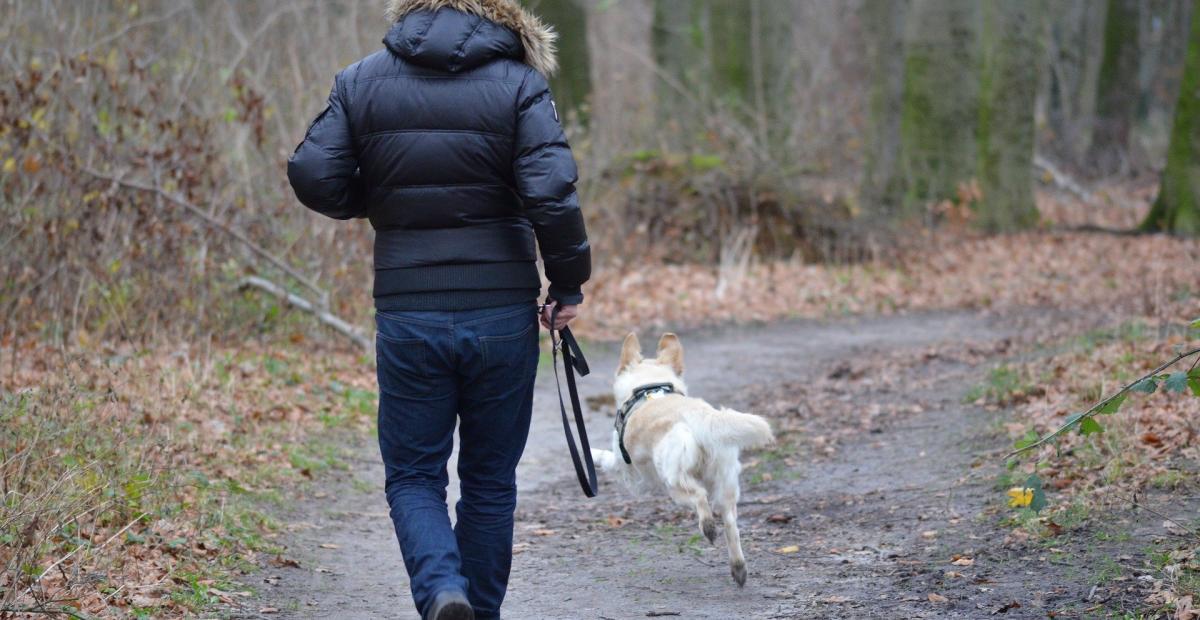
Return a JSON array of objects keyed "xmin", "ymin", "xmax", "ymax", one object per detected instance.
[{"xmin": 704, "ymin": 408, "xmax": 775, "ymax": 450}]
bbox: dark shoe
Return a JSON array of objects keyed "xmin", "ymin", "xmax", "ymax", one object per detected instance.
[{"xmin": 426, "ymin": 590, "xmax": 475, "ymax": 620}]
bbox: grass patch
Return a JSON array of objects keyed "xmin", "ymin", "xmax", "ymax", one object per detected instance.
[
  {"xmin": 0, "ymin": 342, "xmax": 374, "ymax": 617},
  {"xmin": 964, "ymin": 364, "xmax": 1038, "ymax": 406}
]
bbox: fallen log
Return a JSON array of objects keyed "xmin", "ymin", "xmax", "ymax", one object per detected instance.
[{"xmin": 238, "ymin": 276, "xmax": 370, "ymax": 353}]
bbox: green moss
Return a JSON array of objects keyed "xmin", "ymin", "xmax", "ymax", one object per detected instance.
[{"xmin": 1142, "ymin": 3, "xmax": 1200, "ymax": 234}]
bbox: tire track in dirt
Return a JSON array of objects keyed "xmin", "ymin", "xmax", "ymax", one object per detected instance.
[{"xmin": 248, "ymin": 310, "xmax": 1079, "ymax": 619}]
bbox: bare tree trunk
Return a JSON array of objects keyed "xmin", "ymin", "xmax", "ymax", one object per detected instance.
[
  {"xmin": 1042, "ymin": 0, "xmax": 1107, "ymax": 168},
  {"xmin": 975, "ymin": 0, "xmax": 1042, "ymax": 231},
  {"xmin": 1142, "ymin": 2, "xmax": 1200, "ymax": 233},
  {"xmin": 1134, "ymin": 0, "xmax": 1195, "ymax": 168},
  {"xmin": 887, "ymin": 0, "xmax": 980, "ymax": 220},
  {"xmin": 1088, "ymin": 0, "xmax": 1141, "ymax": 176},
  {"xmin": 584, "ymin": 0, "xmax": 655, "ymax": 164},
  {"xmin": 652, "ymin": 0, "xmax": 704, "ymax": 148},
  {"xmin": 861, "ymin": 0, "xmax": 909, "ymax": 216},
  {"xmin": 533, "ymin": 0, "xmax": 591, "ymax": 114}
]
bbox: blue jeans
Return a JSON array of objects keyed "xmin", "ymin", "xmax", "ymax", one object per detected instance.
[{"xmin": 375, "ymin": 302, "xmax": 539, "ymax": 620}]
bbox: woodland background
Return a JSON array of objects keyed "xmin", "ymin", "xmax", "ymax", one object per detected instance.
[
  {"xmin": 2, "ymin": 0, "xmax": 1200, "ymax": 618},
  {"xmin": 2, "ymin": 0, "xmax": 1197, "ymax": 345}
]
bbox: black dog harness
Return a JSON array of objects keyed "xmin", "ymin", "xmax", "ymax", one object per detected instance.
[{"xmin": 615, "ymin": 383, "xmax": 678, "ymax": 464}]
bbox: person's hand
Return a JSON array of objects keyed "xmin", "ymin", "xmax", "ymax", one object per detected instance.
[{"xmin": 540, "ymin": 301, "xmax": 578, "ymax": 330}]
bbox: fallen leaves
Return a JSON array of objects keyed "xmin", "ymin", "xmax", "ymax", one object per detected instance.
[
  {"xmin": 580, "ymin": 231, "xmax": 1200, "ymax": 342},
  {"xmin": 270, "ymin": 555, "xmax": 301, "ymax": 568}
]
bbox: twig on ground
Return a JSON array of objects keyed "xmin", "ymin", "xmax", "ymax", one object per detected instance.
[
  {"xmin": 1004, "ymin": 346, "xmax": 1200, "ymax": 460},
  {"xmin": 24, "ymin": 514, "xmax": 144, "ymax": 598},
  {"xmin": 1034, "ymin": 153, "xmax": 1146, "ymax": 229},
  {"xmin": 1033, "ymin": 154, "xmax": 1093, "ymax": 203},
  {"xmin": 0, "ymin": 604, "xmax": 93, "ymax": 620},
  {"xmin": 1112, "ymin": 492, "xmax": 1200, "ymax": 540},
  {"xmin": 237, "ymin": 276, "xmax": 370, "ymax": 352}
]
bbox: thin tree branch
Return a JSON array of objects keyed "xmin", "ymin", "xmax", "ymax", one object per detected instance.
[
  {"xmin": 23, "ymin": 514, "xmax": 144, "ymax": 599},
  {"xmin": 1005, "ymin": 346, "xmax": 1200, "ymax": 460},
  {"xmin": 79, "ymin": 167, "xmax": 327, "ymax": 303},
  {"xmin": 70, "ymin": 5, "xmax": 190, "ymax": 57}
]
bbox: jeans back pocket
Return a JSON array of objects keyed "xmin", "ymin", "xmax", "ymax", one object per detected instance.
[
  {"xmin": 479, "ymin": 322, "xmax": 537, "ymax": 386},
  {"xmin": 376, "ymin": 333, "xmax": 433, "ymax": 400}
]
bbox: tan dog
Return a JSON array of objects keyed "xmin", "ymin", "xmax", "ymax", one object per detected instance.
[{"xmin": 592, "ymin": 333, "xmax": 775, "ymax": 586}]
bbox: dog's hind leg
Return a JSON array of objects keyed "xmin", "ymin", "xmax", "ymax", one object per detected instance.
[
  {"xmin": 667, "ymin": 478, "xmax": 716, "ymax": 544},
  {"xmin": 655, "ymin": 427, "xmax": 717, "ymax": 543},
  {"xmin": 719, "ymin": 504, "xmax": 746, "ymax": 586},
  {"xmin": 713, "ymin": 454, "xmax": 747, "ymax": 586}
]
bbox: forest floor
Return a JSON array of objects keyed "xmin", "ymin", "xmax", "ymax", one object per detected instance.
[
  {"xmin": 6, "ymin": 231, "xmax": 1198, "ymax": 619},
  {"xmin": 244, "ymin": 307, "xmax": 1199, "ymax": 619}
]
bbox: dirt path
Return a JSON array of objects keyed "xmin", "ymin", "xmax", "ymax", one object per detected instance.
[{"xmin": 247, "ymin": 310, "xmax": 1097, "ymax": 619}]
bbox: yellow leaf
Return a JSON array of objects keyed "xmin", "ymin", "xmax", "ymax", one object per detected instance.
[
  {"xmin": 1007, "ymin": 487, "xmax": 1033, "ymax": 508},
  {"xmin": 777, "ymin": 545, "xmax": 800, "ymax": 554},
  {"xmin": 2, "ymin": 158, "xmax": 14, "ymax": 174}
]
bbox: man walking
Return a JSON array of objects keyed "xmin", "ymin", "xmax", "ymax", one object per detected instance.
[{"xmin": 287, "ymin": 2, "xmax": 590, "ymax": 618}]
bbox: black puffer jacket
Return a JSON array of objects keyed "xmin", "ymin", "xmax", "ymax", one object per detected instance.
[{"xmin": 288, "ymin": 0, "xmax": 590, "ymax": 310}]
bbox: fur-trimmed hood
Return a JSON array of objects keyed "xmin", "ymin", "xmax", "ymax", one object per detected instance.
[{"xmin": 384, "ymin": 0, "xmax": 557, "ymax": 77}]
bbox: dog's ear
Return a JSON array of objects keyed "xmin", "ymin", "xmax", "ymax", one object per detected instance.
[
  {"xmin": 656, "ymin": 333, "xmax": 684, "ymax": 376},
  {"xmin": 618, "ymin": 332, "xmax": 643, "ymax": 374}
]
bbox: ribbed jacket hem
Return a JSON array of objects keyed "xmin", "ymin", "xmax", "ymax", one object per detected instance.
[
  {"xmin": 374, "ymin": 288, "xmax": 539, "ymax": 311},
  {"xmin": 373, "ymin": 261, "xmax": 541, "ymax": 297}
]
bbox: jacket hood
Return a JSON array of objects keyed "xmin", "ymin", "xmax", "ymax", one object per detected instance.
[{"xmin": 384, "ymin": 0, "xmax": 557, "ymax": 77}]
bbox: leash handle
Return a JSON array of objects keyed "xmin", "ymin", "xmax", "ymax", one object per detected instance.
[{"xmin": 548, "ymin": 303, "xmax": 598, "ymax": 498}]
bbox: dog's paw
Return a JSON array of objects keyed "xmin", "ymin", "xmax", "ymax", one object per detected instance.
[
  {"xmin": 591, "ymin": 449, "xmax": 616, "ymax": 470},
  {"xmin": 730, "ymin": 561, "xmax": 747, "ymax": 587},
  {"xmin": 701, "ymin": 518, "xmax": 717, "ymax": 544}
]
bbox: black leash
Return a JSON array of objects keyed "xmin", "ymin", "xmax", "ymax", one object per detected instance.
[{"xmin": 547, "ymin": 303, "xmax": 599, "ymax": 498}]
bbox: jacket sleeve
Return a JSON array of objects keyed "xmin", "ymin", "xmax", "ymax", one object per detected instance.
[
  {"xmin": 287, "ymin": 72, "xmax": 365, "ymax": 220},
  {"xmin": 512, "ymin": 70, "xmax": 592, "ymax": 305}
]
